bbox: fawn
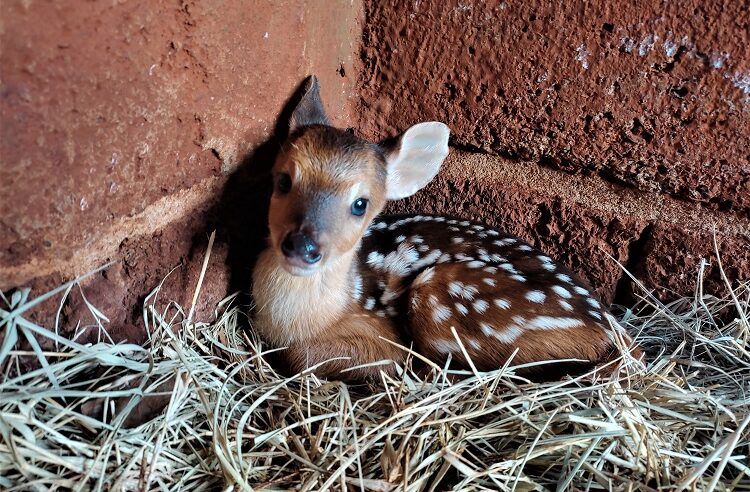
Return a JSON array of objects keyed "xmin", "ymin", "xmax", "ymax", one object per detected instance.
[{"xmin": 252, "ymin": 76, "xmax": 639, "ymax": 382}]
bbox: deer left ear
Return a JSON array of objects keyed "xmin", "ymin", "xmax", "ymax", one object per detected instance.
[
  {"xmin": 383, "ymin": 122, "xmax": 450, "ymax": 200},
  {"xmin": 289, "ymin": 75, "xmax": 330, "ymax": 132}
]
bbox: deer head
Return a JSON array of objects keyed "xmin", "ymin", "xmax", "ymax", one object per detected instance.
[{"xmin": 267, "ymin": 76, "xmax": 450, "ymax": 276}]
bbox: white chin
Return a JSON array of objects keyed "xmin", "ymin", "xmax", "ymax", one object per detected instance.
[{"xmin": 281, "ymin": 260, "xmax": 320, "ymax": 277}]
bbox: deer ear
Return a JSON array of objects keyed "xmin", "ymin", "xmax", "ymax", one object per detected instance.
[
  {"xmin": 383, "ymin": 122, "xmax": 450, "ymax": 200},
  {"xmin": 289, "ymin": 75, "xmax": 330, "ymax": 132}
]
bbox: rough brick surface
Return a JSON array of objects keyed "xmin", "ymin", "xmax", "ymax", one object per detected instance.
[
  {"xmin": 386, "ymin": 151, "xmax": 750, "ymax": 304},
  {"xmin": 637, "ymin": 226, "xmax": 750, "ymax": 302},
  {"xmin": 358, "ymin": 0, "xmax": 750, "ymax": 212},
  {"xmin": 1, "ymin": 0, "xmax": 360, "ymax": 289}
]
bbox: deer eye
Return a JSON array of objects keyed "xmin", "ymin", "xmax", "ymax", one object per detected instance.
[
  {"xmin": 351, "ymin": 198, "xmax": 368, "ymax": 216},
  {"xmin": 276, "ymin": 173, "xmax": 292, "ymax": 194}
]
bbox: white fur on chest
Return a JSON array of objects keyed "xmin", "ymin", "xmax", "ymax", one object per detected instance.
[{"xmin": 252, "ymin": 250, "xmax": 354, "ymax": 346}]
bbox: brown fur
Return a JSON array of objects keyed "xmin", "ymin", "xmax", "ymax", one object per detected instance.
[{"xmin": 284, "ymin": 313, "xmax": 405, "ymax": 383}]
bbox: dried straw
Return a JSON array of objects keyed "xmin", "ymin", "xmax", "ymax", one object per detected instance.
[{"xmin": 1, "ymin": 242, "xmax": 748, "ymax": 491}]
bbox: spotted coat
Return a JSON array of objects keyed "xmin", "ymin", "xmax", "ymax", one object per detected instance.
[{"xmin": 351, "ymin": 214, "xmax": 629, "ymax": 375}]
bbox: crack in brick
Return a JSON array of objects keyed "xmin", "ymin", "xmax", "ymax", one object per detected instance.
[{"xmin": 612, "ymin": 223, "xmax": 653, "ymax": 306}]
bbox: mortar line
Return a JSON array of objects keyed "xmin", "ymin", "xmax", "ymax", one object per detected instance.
[{"xmin": 443, "ymin": 149, "xmax": 750, "ymax": 236}]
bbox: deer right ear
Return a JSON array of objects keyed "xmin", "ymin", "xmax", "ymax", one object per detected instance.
[
  {"xmin": 289, "ymin": 75, "xmax": 330, "ymax": 132},
  {"xmin": 383, "ymin": 122, "xmax": 450, "ymax": 200}
]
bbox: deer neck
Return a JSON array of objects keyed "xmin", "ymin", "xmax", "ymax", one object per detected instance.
[{"xmin": 252, "ymin": 245, "xmax": 360, "ymax": 346}]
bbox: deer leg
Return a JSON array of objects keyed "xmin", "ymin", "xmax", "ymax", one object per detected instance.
[{"xmin": 284, "ymin": 314, "xmax": 406, "ymax": 382}]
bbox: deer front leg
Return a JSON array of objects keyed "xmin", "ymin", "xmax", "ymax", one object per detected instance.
[{"xmin": 284, "ymin": 314, "xmax": 406, "ymax": 382}]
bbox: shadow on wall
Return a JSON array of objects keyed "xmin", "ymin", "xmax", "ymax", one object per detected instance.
[
  {"xmin": 28, "ymin": 78, "xmax": 315, "ymax": 354},
  {"xmin": 5, "ymin": 79, "xmax": 320, "ymax": 378},
  {"xmin": 195, "ymin": 77, "xmax": 316, "ymax": 312}
]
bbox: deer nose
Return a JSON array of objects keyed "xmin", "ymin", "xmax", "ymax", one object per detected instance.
[{"xmin": 281, "ymin": 232, "xmax": 322, "ymax": 264}]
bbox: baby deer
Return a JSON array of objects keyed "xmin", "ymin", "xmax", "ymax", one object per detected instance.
[{"xmin": 252, "ymin": 76, "xmax": 638, "ymax": 382}]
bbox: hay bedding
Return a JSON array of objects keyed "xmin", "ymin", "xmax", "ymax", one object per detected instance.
[{"xmin": 1, "ymin": 243, "xmax": 748, "ymax": 491}]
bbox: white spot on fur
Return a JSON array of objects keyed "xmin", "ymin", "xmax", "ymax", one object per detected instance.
[
  {"xmin": 587, "ymin": 298, "xmax": 601, "ymax": 310},
  {"xmin": 473, "ymin": 299, "xmax": 489, "ymax": 313},
  {"xmin": 480, "ymin": 322, "xmax": 496, "ymax": 337},
  {"xmin": 382, "ymin": 243, "xmax": 420, "ymax": 276},
  {"xmin": 459, "ymin": 221, "xmax": 470, "ymax": 226},
  {"xmin": 395, "ymin": 235, "xmax": 407, "ymax": 243},
  {"xmin": 557, "ymin": 273, "xmax": 573, "ymax": 284},
  {"xmin": 432, "ymin": 304, "xmax": 452, "ymax": 323},
  {"xmin": 434, "ymin": 217, "xmax": 445, "ymax": 222},
  {"xmin": 386, "ymin": 306, "xmax": 397, "ymax": 316},
  {"xmin": 467, "ymin": 260, "xmax": 485, "ymax": 268},
  {"xmin": 487, "ymin": 230, "xmax": 500, "ymax": 236},
  {"xmin": 412, "ymin": 249, "xmax": 442, "ymax": 270},
  {"xmin": 526, "ymin": 290, "xmax": 546, "ymax": 303},
  {"xmin": 387, "ymin": 218, "xmax": 411, "ymax": 230},
  {"xmin": 376, "ymin": 310, "xmax": 386, "ymax": 317},
  {"xmin": 490, "ymin": 316, "xmax": 526, "ymax": 343},
  {"xmin": 364, "ymin": 297, "xmax": 376, "ymax": 310},
  {"xmin": 438, "ymin": 253, "xmax": 452, "ymax": 263},
  {"xmin": 367, "ymin": 251, "xmax": 385, "ymax": 268},
  {"xmin": 551, "ymin": 285, "xmax": 572, "ymax": 298},
  {"xmin": 433, "ymin": 339, "xmax": 461, "ymax": 354},
  {"xmin": 352, "ymin": 276, "xmax": 363, "ymax": 300},
  {"xmin": 452, "ymin": 237, "xmax": 464, "ymax": 244},
  {"xmin": 500, "ymin": 263, "xmax": 516, "ymax": 272},
  {"xmin": 589, "ymin": 310, "xmax": 602, "ymax": 320},
  {"xmin": 448, "ymin": 281, "xmax": 479, "ymax": 300},
  {"xmin": 471, "ymin": 224, "xmax": 483, "ymax": 230},
  {"xmin": 496, "ymin": 325, "xmax": 524, "ymax": 343},
  {"xmin": 528, "ymin": 316, "xmax": 583, "ymax": 330},
  {"xmin": 490, "ymin": 300, "xmax": 507, "ymax": 311},
  {"xmin": 468, "ymin": 339, "xmax": 481, "ymax": 350},
  {"xmin": 482, "ymin": 278, "xmax": 496, "ymax": 287},
  {"xmin": 510, "ymin": 274, "xmax": 526, "ymax": 282},
  {"xmin": 455, "ymin": 303, "xmax": 469, "ymax": 316},
  {"xmin": 414, "ymin": 266, "xmax": 436, "ymax": 286},
  {"xmin": 449, "ymin": 226, "xmax": 460, "ymax": 232},
  {"xmin": 518, "ymin": 245, "xmax": 533, "ymax": 252},
  {"xmin": 502, "ymin": 325, "xmax": 523, "ymax": 343},
  {"xmin": 418, "ymin": 244, "xmax": 430, "ymax": 252},
  {"xmin": 559, "ymin": 300, "xmax": 574, "ymax": 311},
  {"xmin": 493, "ymin": 238, "xmax": 516, "ymax": 247},
  {"xmin": 455, "ymin": 253, "xmax": 473, "ymax": 262},
  {"xmin": 380, "ymin": 288, "xmax": 402, "ymax": 305},
  {"xmin": 491, "ymin": 254, "xmax": 506, "ymax": 263},
  {"xmin": 483, "ymin": 266, "xmax": 498, "ymax": 274},
  {"xmin": 574, "ymin": 286, "xmax": 590, "ymax": 296},
  {"xmin": 411, "ymin": 235, "xmax": 424, "ymax": 244}
]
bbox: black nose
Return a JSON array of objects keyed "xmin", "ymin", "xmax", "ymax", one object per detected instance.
[{"xmin": 281, "ymin": 232, "xmax": 322, "ymax": 264}]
